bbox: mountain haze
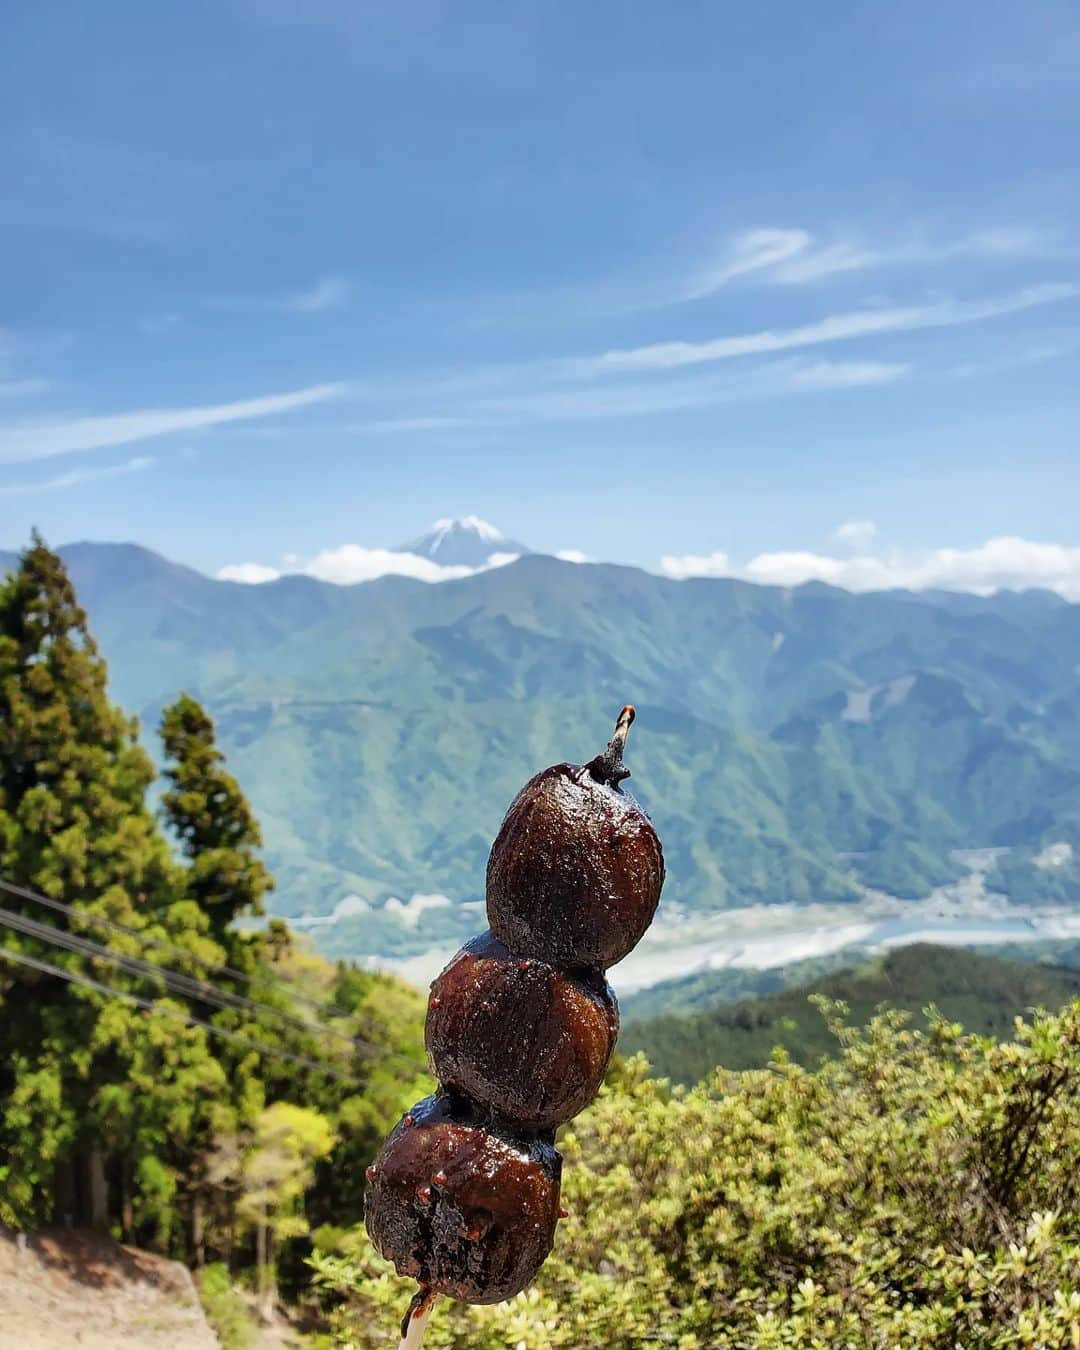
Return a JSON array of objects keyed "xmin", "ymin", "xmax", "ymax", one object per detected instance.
[{"xmin": 3, "ymin": 539, "xmax": 1080, "ymax": 957}]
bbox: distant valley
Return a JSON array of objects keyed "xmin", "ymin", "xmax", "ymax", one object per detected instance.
[{"xmin": 4, "ymin": 522, "xmax": 1080, "ymax": 973}]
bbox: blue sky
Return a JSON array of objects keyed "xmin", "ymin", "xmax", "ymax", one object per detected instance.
[{"xmin": 2, "ymin": 1, "xmax": 1079, "ymax": 592}]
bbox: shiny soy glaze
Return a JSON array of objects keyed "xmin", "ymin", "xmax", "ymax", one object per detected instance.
[
  {"xmin": 426, "ymin": 931, "xmax": 619, "ymax": 1131},
  {"xmin": 365, "ymin": 709, "xmax": 663, "ymax": 1312},
  {"xmin": 365, "ymin": 1093, "xmax": 563, "ymax": 1304},
  {"xmin": 486, "ymin": 761, "xmax": 664, "ymax": 969}
]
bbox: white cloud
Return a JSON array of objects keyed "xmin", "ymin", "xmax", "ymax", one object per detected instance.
[
  {"xmin": 580, "ymin": 283, "xmax": 1077, "ymax": 377},
  {"xmin": 555, "ymin": 549, "xmax": 592, "ymax": 563},
  {"xmin": 787, "ymin": 361, "xmax": 905, "ymax": 390},
  {"xmin": 217, "ymin": 561, "xmax": 282, "ymax": 584},
  {"xmin": 219, "ymin": 546, "xmax": 521, "ymax": 587},
  {"xmin": 354, "ymin": 415, "xmax": 471, "ymax": 433},
  {"xmin": 482, "ymin": 551, "xmax": 521, "ymax": 570},
  {"xmin": 948, "ymin": 342, "xmax": 1073, "ymax": 379},
  {"xmin": 686, "ymin": 229, "xmax": 811, "ymax": 299},
  {"xmin": 340, "ymin": 358, "xmax": 907, "ymax": 436},
  {"xmin": 660, "ymin": 550, "xmax": 732, "ymax": 581},
  {"xmin": 832, "ymin": 520, "xmax": 878, "ymax": 549},
  {"xmin": 660, "ymin": 536, "xmax": 1080, "ymax": 600},
  {"xmin": 691, "ymin": 225, "xmax": 1055, "ymax": 292},
  {"xmin": 0, "ymin": 383, "xmax": 343, "ymax": 464},
  {"xmin": 437, "ymin": 358, "xmax": 908, "ymax": 427},
  {"xmin": 0, "ymin": 455, "xmax": 154, "ymax": 498},
  {"xmin": 304, "ymin": 546, "xmax": 476, "ymax": 585},
  {"xmin": 769, "ymin": 241, "xmax": 881, "ymax": 284}
]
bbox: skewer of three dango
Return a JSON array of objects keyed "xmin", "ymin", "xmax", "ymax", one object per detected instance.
[{"xmin": 365, "ymin": 707, "xmax": 664, "ymax": 1340}]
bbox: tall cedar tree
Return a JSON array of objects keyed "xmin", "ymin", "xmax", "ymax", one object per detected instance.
[
  {"xmin": 160, "ymin": 693, "xmax": 273, "ymax": 942},
  {"xmin": 0, "ymin": 536, "xmax": 193, "ymax": 1228},
  {"xmin": 0, "ymin": 534, "xmax": 172, "ymax": 908}
]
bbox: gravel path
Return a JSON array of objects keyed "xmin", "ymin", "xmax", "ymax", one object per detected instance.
[{"xmin": 0, "ymin": 1225, "xmax": 217, "ymax": 1349}]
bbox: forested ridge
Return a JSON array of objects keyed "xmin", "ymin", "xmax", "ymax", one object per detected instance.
[
  {"xmin": 1, "ymin": 537, "xmax": 1077, "ymax": 1347},
  {"xmin": 620, "ymin": 943, "xmax": 1080, "ymax": 1084},
  {"xmin": 6, "ymin": 541, "xmax": 1080, "ymax": 956}
]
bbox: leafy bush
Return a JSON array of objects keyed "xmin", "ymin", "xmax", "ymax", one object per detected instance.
[
  {"xmin": 312, "ymin": 999, "xmax": 1080, "ymax": 1348},
  {"xmin": 197, "ymin": 1262, "xmax": 257, "ymax": 1350}
]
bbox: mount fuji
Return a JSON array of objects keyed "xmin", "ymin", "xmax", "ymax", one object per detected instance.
[{"xmin": 400, "ymin": 516, "xmax": 532, "ymax": 569}]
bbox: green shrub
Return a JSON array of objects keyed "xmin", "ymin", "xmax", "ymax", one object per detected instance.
[{"xmin": 312, "ymin": 1000, "xmax": 1080, "ymax": 1348}]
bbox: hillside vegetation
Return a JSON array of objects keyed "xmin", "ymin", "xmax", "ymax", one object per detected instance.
[
  {"xmin": 4, "ymin": 543, "xmax": 1080, "ymax": 955},
  {"xmin": 620, "ymin": 935, "xmax": 1080, "ymax": 1022},
  {"xmin": 314, "ymin": 1000, "xmax": 1080, "ymax": 1348},
  {"xmin": 620, "ymin": 944, "xmax": 1080, "ymax": 1083}
]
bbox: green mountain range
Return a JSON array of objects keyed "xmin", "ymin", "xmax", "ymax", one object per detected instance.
[
  {"xmin": 3, "ymin": 541, "xmax": 1080, "ymax": 957},
  {"xmin": 619, "ymin": 943, "xmax": 1080, "ymax": 1083}
]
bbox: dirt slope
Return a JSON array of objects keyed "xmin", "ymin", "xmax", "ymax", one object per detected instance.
[{"xmin": 0, "ymin": 1225, "xmax": 217, "ymax": 1349}]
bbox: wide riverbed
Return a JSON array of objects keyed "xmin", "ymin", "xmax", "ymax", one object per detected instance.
[{"xmin": 376, "ymin": 888, "xmax": 1080, "ymax": 995}]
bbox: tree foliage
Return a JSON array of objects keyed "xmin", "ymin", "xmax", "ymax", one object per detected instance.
[
  {"xmin": 0, "ymin": 538, "xmax": 428, "ymax": 1274},
  {"xmin": 622, "ymin": 943, "xmax": 1080, "ymax": 1084},
  {"xmin": 160, "ymin": 692, "xmax": 273, "ymax": 941},
  {"xmin": 0, "ymin": 535, "xmax": 185, "ymax": 1228},
  {"xmin": 314, "ymin": 1000, "xmax": 1080, "ymax": 1348}
]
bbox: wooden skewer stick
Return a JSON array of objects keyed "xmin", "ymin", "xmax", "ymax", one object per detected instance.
[
  {"xmin": 588, "ymin": 704, "xmax": 635, "ymax": 786},
  {"xmin": 398, "ymin": 1285, "xmax": 437, "ymax": 1350}
]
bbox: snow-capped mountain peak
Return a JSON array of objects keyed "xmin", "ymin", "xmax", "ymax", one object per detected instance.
[
  {"xmin": 429, "ymin": 515, "xmax": 503, "ymax": 545},
  {"xmin": 402, "ymin": 517, "xmax": 532, "ymax": 569}
]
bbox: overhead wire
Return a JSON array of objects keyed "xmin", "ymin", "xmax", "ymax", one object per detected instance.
[
  {"xmin": 0, "ymin": 901, "xmax": 358, "ymax": 1051},
  {"xmin": 0, "ymin": 875, "xmax": 357, "ymax": 1021},
  {"xmin": 0, "ymin": 944, "xmax": 363, "ymax": 1086},
  {"xmin": 0, "ymin": 874, "xmax": 432, "ymax": 1080}
]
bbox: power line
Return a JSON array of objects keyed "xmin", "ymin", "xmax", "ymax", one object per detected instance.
[
  {"xmin": 0, "ymin": 902, "xmax": 358, "ymax": 1053},
  {"xmin": 0, "ymin": 944, "xmax": 362, "ymax": 1086},
  {"xmin": 0, "ymin": 874, "xmax": 356, "ymax": 1021},
  {"xmin": 0, "ymin": 875, "xmax": 432, "ymax": 1079}
]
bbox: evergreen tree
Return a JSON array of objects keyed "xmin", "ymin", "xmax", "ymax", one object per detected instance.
[
  {"xmin": 0, "ymin": 533, "xmax": 172, "ymax": 910},
  {"xmin": 0, "ymin": 535, "xmax": 182, "ymax": 1227},
  {"xmin": 160, "ymin": 694, "xmax": 273, "ymax": 942}
]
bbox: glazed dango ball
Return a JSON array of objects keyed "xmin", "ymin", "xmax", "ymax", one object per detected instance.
[
  {"xmin": 486, "ymin": 707, "xmax": 664, "ymax": 969},
  {"xmin": 365, "ymin": 1093, "xmax": 562, "ymax": 1305},
  {"xmin": 426, "ymin": 931, "xmax": 619, "ymax": 1132}
]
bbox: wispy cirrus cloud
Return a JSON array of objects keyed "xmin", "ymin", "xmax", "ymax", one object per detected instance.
[
  {"xmin": 576, "ymin": 283, "xmax": 1078, "ymax": 377},
  {"xmin": 0, "ymin": 383, "xmax": 344, "ymax": 464},
  {"xmin": 0, "ymin": 455, "xmax": 154, "ymax": 498},
  {"xmin": 947, "ymin": 341, "xmax": 1075, "ymax": 379},
  {"xmin": 204, "ymin": 277, "xmax": 351, "ymax": 315},
  {"xmin": 347, "ymin": 358, "xmax": 908, "ymax": 432},
  {"xmin": 688, "ymin": 225, "xmax": 1057, "ymax": 295},
  {"xmin": 684, "ymin": 229, "xmax": 811, "ymax": 299}
]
